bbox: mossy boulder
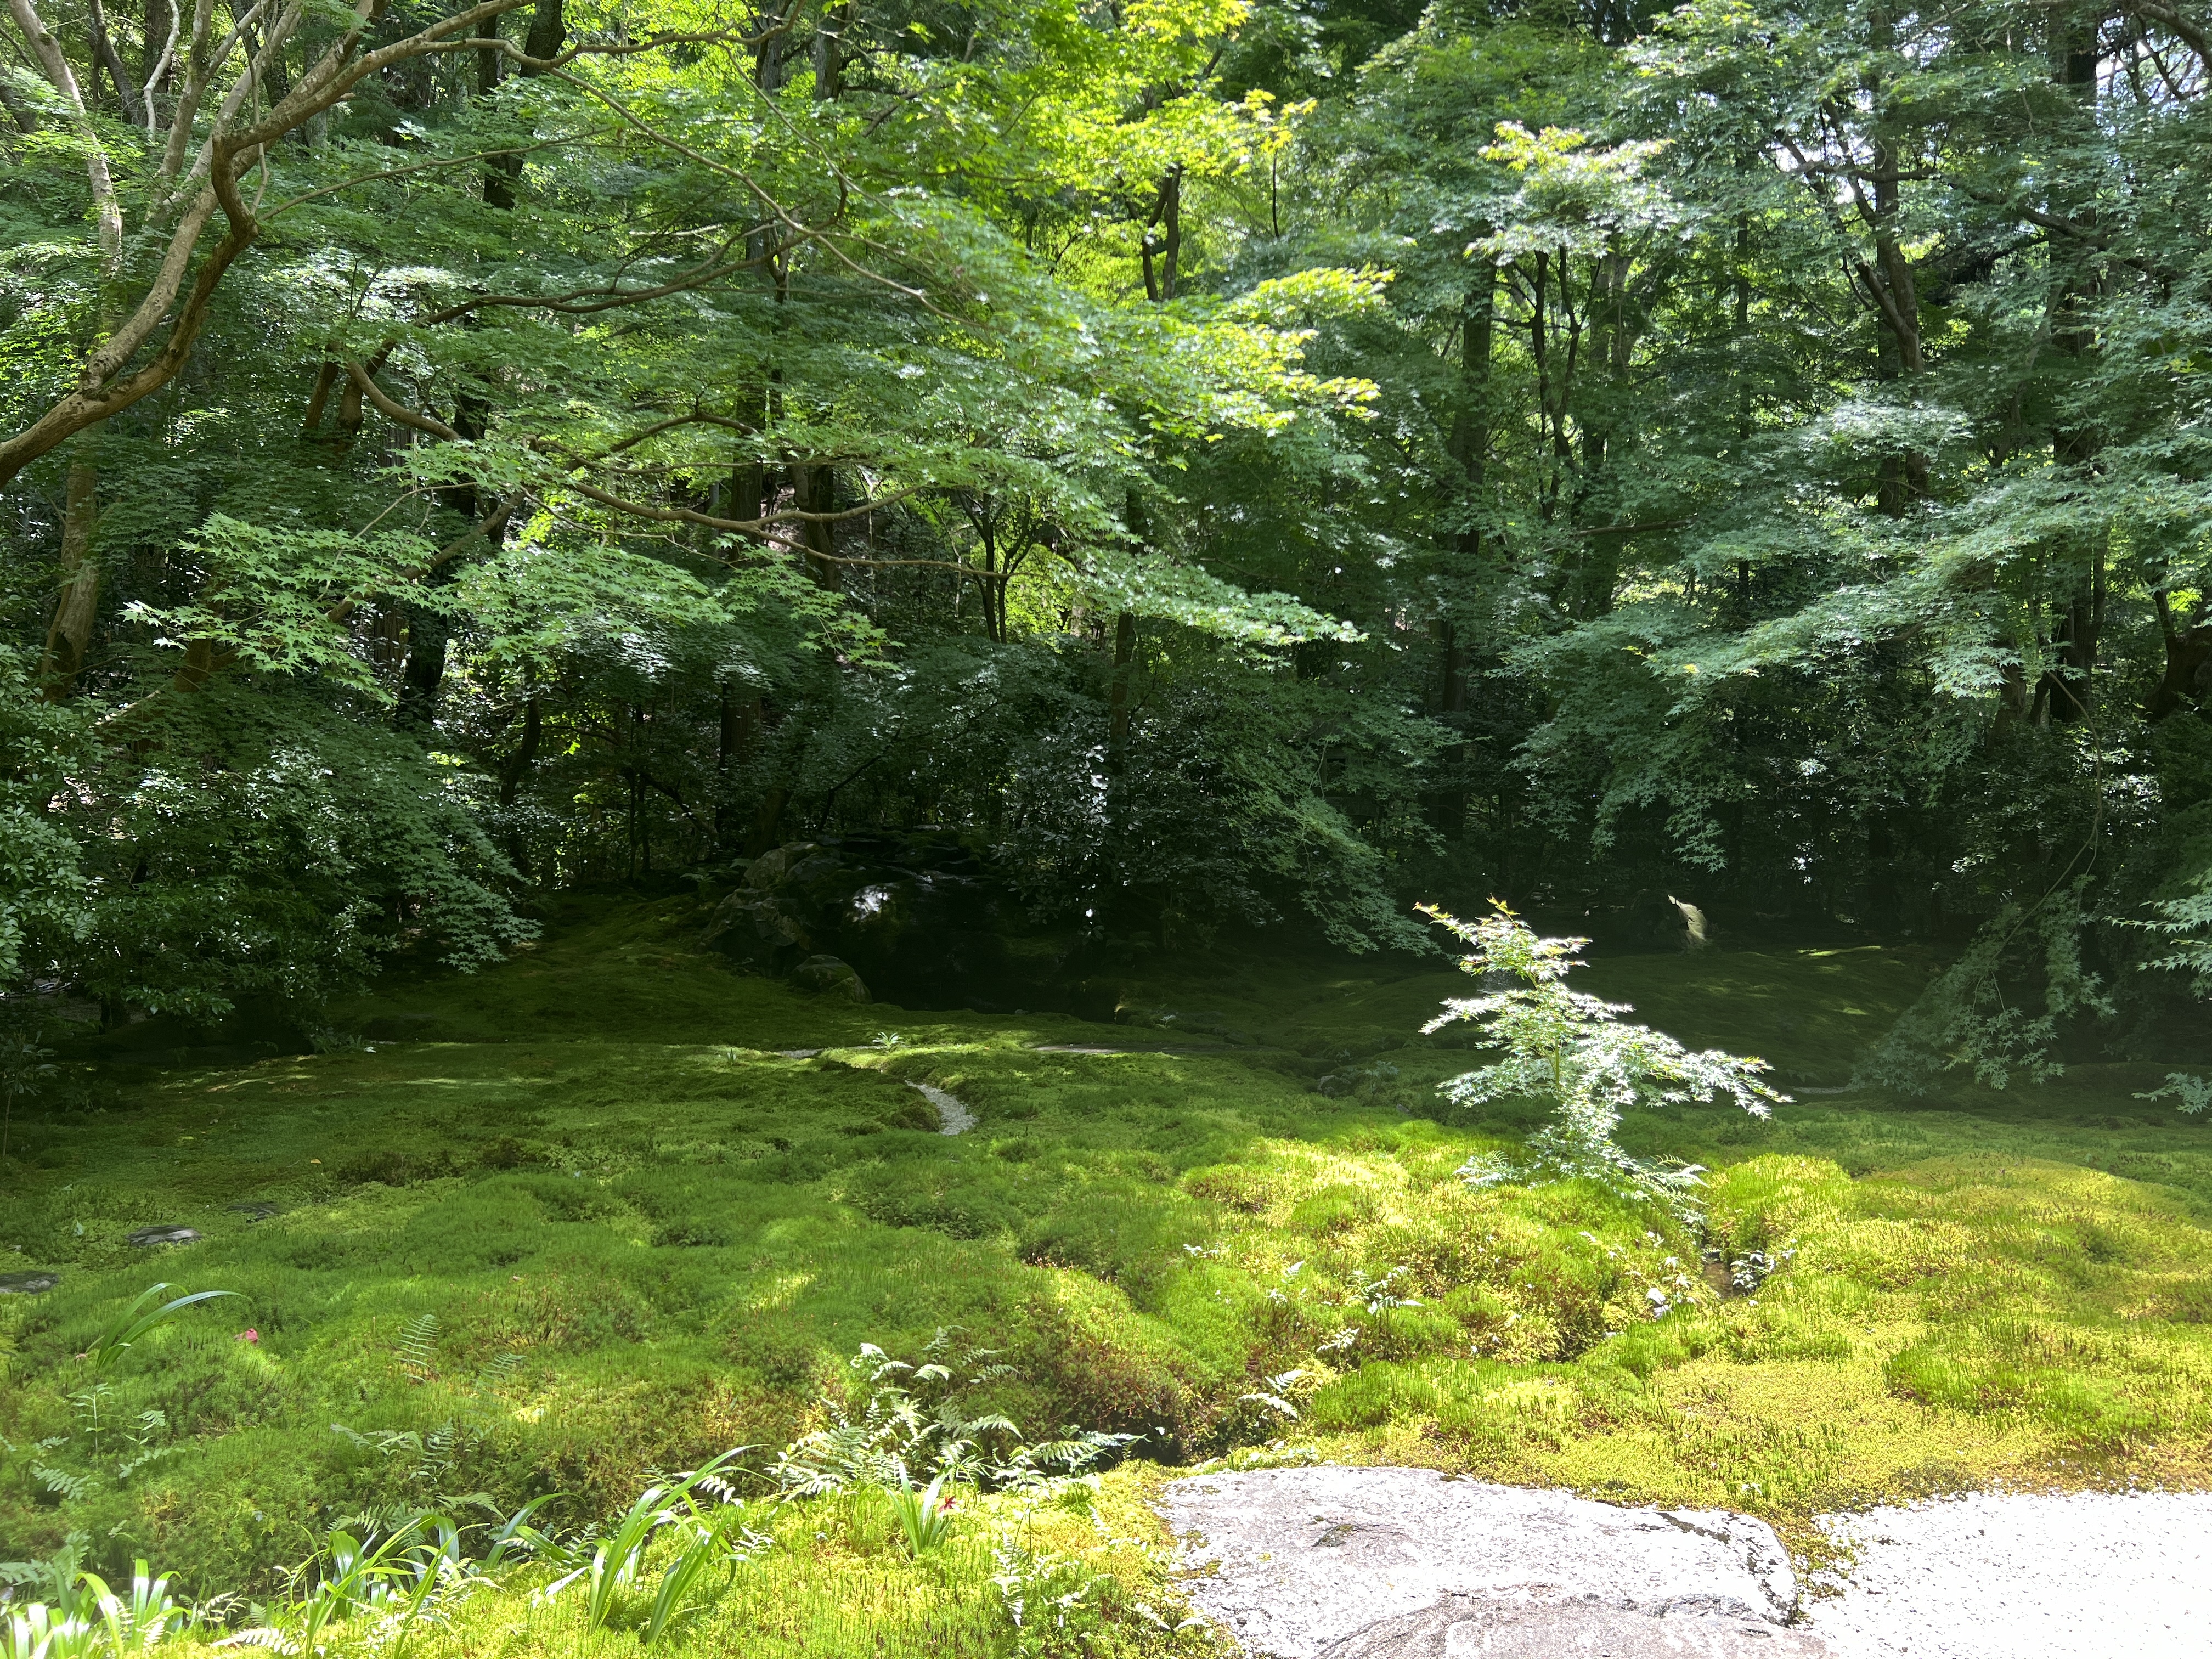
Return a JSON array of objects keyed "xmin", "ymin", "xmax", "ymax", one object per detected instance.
[{"xmin": 701, "ymin": 831, "xmax": 1017, "ymax": 1008}]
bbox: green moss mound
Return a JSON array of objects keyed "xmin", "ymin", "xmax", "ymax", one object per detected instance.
[{"xmin": 5, "ymin": 898, "xmax": 2212, "ymax": 1652}]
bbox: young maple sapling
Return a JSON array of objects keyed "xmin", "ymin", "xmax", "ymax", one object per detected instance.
[{"xmin": 1419, "ymin": 902, "xmax": 1787, "ymax": 1210}]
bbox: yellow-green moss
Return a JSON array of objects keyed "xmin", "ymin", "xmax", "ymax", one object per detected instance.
[{"xmin": 5, "ymin": 896, "xmax": 2212, "ymax": 1653}]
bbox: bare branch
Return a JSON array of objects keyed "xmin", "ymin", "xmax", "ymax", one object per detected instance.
[
  {"xmin": 345, "ymin": 359, "xmax": 462, "ymax": 441},
  {"xmin": 2121, "ymin": 0, "xmax": 2212, "ymax": 75}
]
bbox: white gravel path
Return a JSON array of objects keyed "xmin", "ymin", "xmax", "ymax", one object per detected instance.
[
  {"xmin": 908, "ymin": 1080, "xmax": 975, "ymax": 1134},
  {"xmin": 1805, "ymin": 1491, "xmax": 2212, "ymax": 1658},
  {"xmin": 1159, "ymin": 1469, "xmax": 2212, "ymax": 1658}
]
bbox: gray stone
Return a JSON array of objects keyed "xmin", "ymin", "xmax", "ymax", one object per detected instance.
[
  {"xmin": 1161, "ymin": 1467, "xmax": 1804, "ymax": 1659},
  {"xmin": 127, "ymin": 1225, "xmax": 202, "ymax": 1246},
  {"xmin": 789, "ymin": 955, "xmax": 870, "ymax": 1002},
  {"xmin": 0, "ymin": 1271, "xmax": 59, "ymax": 1295},
  {"xmin": 1319, "ymin": 1596, "xmax": 1830, "ymax": 1657}
]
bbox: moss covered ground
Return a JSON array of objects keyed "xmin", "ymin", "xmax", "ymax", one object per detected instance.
[{"xmin": 4, "ymin": 897, "xmax": 2211, "ymax": 1653}]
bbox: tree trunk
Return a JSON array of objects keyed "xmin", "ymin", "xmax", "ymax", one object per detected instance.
[
  {"xmin": 2148, "ymin": 592, "xmax": 2212, "ymax": 721},
  {"xmin": 1446, "ymin": 256, "xmax": 1496, "ymax": 558},
  {"xmin": 38, "ymin": 441, "xmax": 102, "ymax": 698},
  {"xmin": 812, "ymin": 1, "xmax": 847, "ymax": 98},
  {"xmin": 395, "ymin": 607, "xmax": 450, "ymax": 730},
  {"xmin": 86, "ymin": 0, "xmax": 145, "ymax": 125},
  {"xmin": 716, "ymin": 688, "xmax": 763, "ymax": 845},
  {"xmin": 2033, "ymin": 7, "xmax": 2109, "ymax": 723},
  {"xmin": 793, "ymin": 463, "xmax": 840, "ymax": 590},
  {"xmin": 302, "ymin": 359, "xmax": 340, "ymax": 432},
  {"xmin": 1141, "ymin": 167, "xmax": 1182, "ymax": 303},
  {"xmin": 1107, "ymin": 610, "xmax": 1137, "ymax": 766},
  {"xmin": 479, "ymin": 19, "xmax": 513, "ymax": 207},
  {"xmin": 1866, "ymin": 4, "xmax": 1928, "ymax": 516},
  {"xmin": 497, "ymin": 691, "xmax": 541, "ymax": 806},
  {"xmin": 523, "ymin": 0, "xmax": 565, "ymax": 63}
]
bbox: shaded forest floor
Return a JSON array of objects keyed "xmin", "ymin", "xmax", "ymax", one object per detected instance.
[{"xmin": 4, "ymin": 896, "xmax": 2210, "ymax": 1654}]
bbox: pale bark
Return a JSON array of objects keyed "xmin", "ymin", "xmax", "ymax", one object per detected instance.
[
  {"xmin": 8, "ymin": 0, "xmax": 124, "ymax": 264},
  {"xmin": 0, "ymin": 0, "xmax": 538, "ymax": 493},
  {"xmin": 37, "ymin": 443, "xmax": 103, "ymax": 698}
]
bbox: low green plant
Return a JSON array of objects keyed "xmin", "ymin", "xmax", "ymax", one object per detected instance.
[
  {"xmin": 989, "ymin": 1538, "xmax": 1115, "ymax": 1659},
  {"xmin": 82, "ymin": 1286, "xmax": 241, "ymax": 1376},
  {"xmin": 0, "ymin": 1016, "xmax": 57, "ymax": 1172},
  {"xmin": 77, "ymin": 1562, "xmax": 194, "ymax": 1654},
  {"xmin": 3, "ymin": 1599, "xmax": 96, "ymax": 1659},
  {"xmin": 770, "ymin": 1336, "xmax": 1019, "ymax": 1495},
  {"xmin": 234, "ymin": 1514, "xmax": 464, "ymax": 1657},
  {"xmin": 0, "ymin": 1548, "xmax": 200, "ymax": 1659},
  {"xmin": 772, "ymin": 1333, "xmax": 1137, "ymax": 1498},
  {"xmin": 1419, "ymin": 901, "xmax": 1785, "ymax": 1209},
  {"xmin": 887, "ymin": 1475, "xmax": 959, "ymax": 1556},
  {"xmin": 544, "ymin": 1448, "xmax": 763, "ymax": 1635},
  {"xmin": 472, "ymin": 1494, "xmax": 564, "ymax": 1570},
  {"xmin": 640, "ymin": 1519, "xmax": 746, "ymax": 1650}
]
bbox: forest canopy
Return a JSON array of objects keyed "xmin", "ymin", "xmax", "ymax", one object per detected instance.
[{"xmin": 4, "ymin": 0, "xmax": 2210, "ymax": 1087}]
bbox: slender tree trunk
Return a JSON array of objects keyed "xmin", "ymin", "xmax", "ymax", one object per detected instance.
[
  {"xmin": 2035, "ymin": 7, "xmax": 2110, "ymax": 724},
  {"xmin": 716, "ymin": 688, "xmax": 767, "ymax": 848},
  {"xmin": 302, "ymin": 359, "xmax": 340, "ymax": 432},
  {"xmin": 1867, "ymin": 4, "xmax": 1928, "ymax": 516},
  {"xmin": 479, "ymin": 18, "xmax": 513, "ymax": 207},
  {"xmin": 38, "ymin": 438, "xmax": 103, "ymax": 699},
  {"xmin": 395, "ymin": 608, "xmax": 450, "ymax": 730},
  {"xmin": 1140, "ymin": 167, "xmax": 1182, "ymax": 302},
  {"xmin": 0, "ymin": 76, "xmax": 36, "ymax": 132},
  {"xmin": 497, "ymin": 691, "xmax": 540, "ymax": 807},
  {"xmin": 87, "ymin": 0, "xmax": 146, "ymax": 125},
  {"xmin": 1107, "ymin": 611, "xmax": 1137, "ymax": 766},
  {"xmin": 794, "ymin": 463, "xmax": 840, "ymax": 590},
  {"xmin": 496, "ymin": 687, "xmax": 541, "ymax": 874},
  {"xmin": 1447, "ymin": 255, "xmax": 1496, "ymax": 559}
]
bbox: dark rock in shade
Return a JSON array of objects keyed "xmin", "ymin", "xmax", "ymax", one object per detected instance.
[
  {"xmin": 703, "ymin": 831, "xmax": 1018, "ymax": 1008},
  {"xmin": 790, "ymin": 955, "xmax": 870, "ymax": 1002},
  {"xmin": 127, "ymin": 1225, "xmax": 202, "ymax": 1247},
  {"xmin": 0, "ymin": 1271, "xmax": 60, "ymax": 1295}
]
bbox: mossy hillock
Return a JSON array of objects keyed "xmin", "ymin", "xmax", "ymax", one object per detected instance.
[{"xmin": 3, "ymin": 896, "xmax": 2210, "ymax": 1653}]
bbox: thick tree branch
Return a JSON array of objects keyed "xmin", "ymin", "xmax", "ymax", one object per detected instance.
[{"xmin": 2122, "ymin": 0, "xmax": 2212, "ymax": 73}]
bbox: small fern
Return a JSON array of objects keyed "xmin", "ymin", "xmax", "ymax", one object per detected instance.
[
  {"xmin": 395, "ymin": 1314, "xmax": 439, "ymax": 1385},
  {"xmin": 473, "ymin": 1351, "xmax": 525, "ymax": 1393},
  {"xmin": 32, "ymin": 1463, "xmax": 99, "ymax": 1502}
]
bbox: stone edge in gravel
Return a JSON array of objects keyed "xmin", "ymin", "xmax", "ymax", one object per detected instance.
[{"xmin": 1160, "ymin": 1465, "xmax": 1805, "ymax": 1659}]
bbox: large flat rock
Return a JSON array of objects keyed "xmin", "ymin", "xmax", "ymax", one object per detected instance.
[
  {"xmin": 1160, "ymin": 1466, "xmax": 1819, "ymax": 1659},
  {"xmin": 1322, "ymin": 1595, "xmax": 1831, "ymax": 1656}
]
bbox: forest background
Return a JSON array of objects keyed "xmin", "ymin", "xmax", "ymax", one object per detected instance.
[{"xmin": 4, "ymin": 0, "xmax": 2212, "ymax": 1088}]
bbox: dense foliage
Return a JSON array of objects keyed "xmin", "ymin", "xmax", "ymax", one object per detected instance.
[{"xmin": 4, "ymin": 0, "xmax": 2210, "ymax": 1081}]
